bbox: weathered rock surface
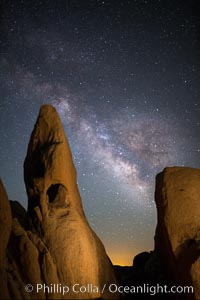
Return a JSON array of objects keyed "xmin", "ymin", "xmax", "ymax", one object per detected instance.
[
  {"xmin": 1, "ymin": 106, "xmax": 200, "ymax": 300},
  {"xmin": 155, "ymin": 167, "xmax": 200, "ymax": 300},
  {"xmin": 0, "ymin": 105, "xmax": 119, "ymax": 299},
  {"xmin": 23, "ymin": 105, "xmax": 118, "ymax": 299}
]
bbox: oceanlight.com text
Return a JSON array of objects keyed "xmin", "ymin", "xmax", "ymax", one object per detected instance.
[
  {"xmin": 109, "ymin": 283, "xmax": 194, "ymax": 295},
  {"xmin": 25, "ymin": 283, "xmax": 194, "ymax": 296}
]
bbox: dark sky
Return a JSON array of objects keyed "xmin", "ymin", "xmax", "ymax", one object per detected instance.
[{"xmin": 0, "ymin": 0, "xmax": 200, "ymax": 265}]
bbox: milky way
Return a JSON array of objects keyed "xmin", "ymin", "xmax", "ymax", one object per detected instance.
[{"xmin": 0, "ymin": 0, "xmax": 200, "ymax": 265}]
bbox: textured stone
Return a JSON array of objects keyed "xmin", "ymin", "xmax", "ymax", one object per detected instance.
[
  {"xmin": 155, "ymin": 167, "xmax": 200, "ymax": 300},
  {"xmin": 7, "ymin": 219, "xmax": 44, "ymax": 300},
  {"xmin": 9, "ymin": 200, "xmax": 27, "ymax": 229},
  {"xmin": 2, "ymin": 104, "xmax": 200, "ymax": 300},
  {"xmin": 24, "ymin": 104, "xmax": 118, "ymax": 299}
]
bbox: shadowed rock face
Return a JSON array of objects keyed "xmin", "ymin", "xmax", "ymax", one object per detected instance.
[
  {"xmin": 155, "ymin": 167, "xmax": 200, "ymax": 300},
  {"xmin": 0, "ymin": 179, "xmax": 12, "ymax": 300},
  {"xmin": 0, "ymin": 105, "xmax": 118, "ymax": 300}
]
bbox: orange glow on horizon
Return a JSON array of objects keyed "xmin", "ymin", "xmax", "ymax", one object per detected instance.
[
  {"xmin": 107, "ymin": 244, "xmax": 153, "ymax": 266},
  {"xmin": 108, "ymin": 249, "xmax": 138, "ymax": 266}
]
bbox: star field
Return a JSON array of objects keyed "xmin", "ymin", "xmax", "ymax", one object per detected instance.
[{"xmin": 0, "ymin": 0, "xmax": 200, "ymax": 265}]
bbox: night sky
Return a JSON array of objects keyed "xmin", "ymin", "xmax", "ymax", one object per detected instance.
[{"xmin": 0, "ymin": 0, "xmax": 200, "ymax": 265}]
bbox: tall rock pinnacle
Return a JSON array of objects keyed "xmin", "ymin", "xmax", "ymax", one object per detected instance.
[
  {"xmin": 24, "ymin": 105, "xmax": 82, "ymax": 218},
  {"xmin": 24, "ymin": 105, "xmax": 118, "ymax": 299}
]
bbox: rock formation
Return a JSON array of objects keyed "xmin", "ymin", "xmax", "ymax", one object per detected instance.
[
  {"xmin": 1, "ymin": 105, "xmax": 200, "ymax": 300},
  {"xmin": 0, "ymin": 105, "xmax": 119, "ymax": 300},
  {"xmin": 115, "ymin": 167, "xmax": 200, "ymax": 300},
  {"xmin": 155, "ymin": 167, "xmax": 200, "ymax": 300}
]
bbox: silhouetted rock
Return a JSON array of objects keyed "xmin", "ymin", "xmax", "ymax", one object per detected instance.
[
  {"xmin": 115, "ymin": 249, "xmax": 169, "ymax": 300},
  {"xmin": 133, "ymin": 251, "xmax": 150, "ymax": 269},
  {"xmin": 155, "ymin": 167, "xmax": 200, "ymax": 300},
  {"xmin": 115, "ymin": 167, "xmax": 200, "ymax": 300}
]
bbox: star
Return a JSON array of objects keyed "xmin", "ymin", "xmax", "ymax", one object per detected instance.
[{"xmin": 0, "ymin": 0, "xmax": 199, "ymax": 266}]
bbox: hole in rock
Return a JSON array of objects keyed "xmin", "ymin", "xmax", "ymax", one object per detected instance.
[
  {"xmin": 47, "ymin": 184, "xmax": 60, "ymax": 203},
  {"xmin": 47, "ymin": 184, "xmax": 68, "ymax": 207}
]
